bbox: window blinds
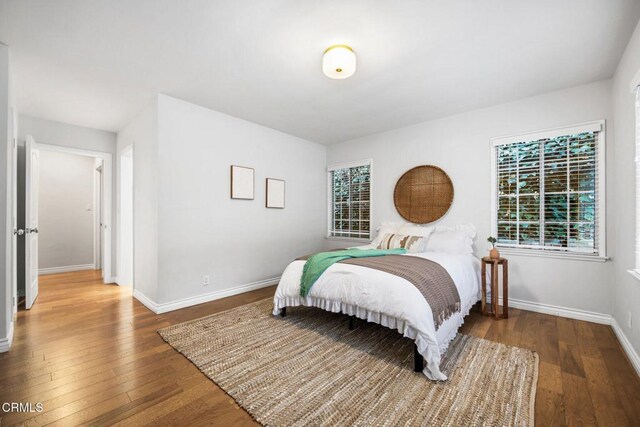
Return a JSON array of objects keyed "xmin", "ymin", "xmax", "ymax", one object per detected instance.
[
  {"xmin": 495, "ymin": 126, "xmax": 602, "ymax": 254},
  {"xmin": 329, "ymin": 163, "xmax": 371, "ymax": 238}
]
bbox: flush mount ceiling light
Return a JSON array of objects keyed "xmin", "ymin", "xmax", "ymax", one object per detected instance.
[{"xmin": 322, "ymin": 45, "xmax": 356, "ymax": 79}]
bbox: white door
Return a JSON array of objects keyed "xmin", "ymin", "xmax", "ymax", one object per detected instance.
[
  {"xmin": 10, "ymin": 108, "xmax": 18, "ymax": 315},
  {"xmin": 25, "ymin": 135, "xmax": 39, "ymax": 309},
  {"xmin": 94, "ymin": 162, "xmax": 102, "ymax": 271},
  {"xmin": 99, "ymin": 164, "xmax": 104, "ymax": 276}
]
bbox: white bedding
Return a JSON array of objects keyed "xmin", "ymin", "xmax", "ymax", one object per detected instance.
[{"xmin": 272, "ymin": 251, "xmax": 481, "ymax": 380}]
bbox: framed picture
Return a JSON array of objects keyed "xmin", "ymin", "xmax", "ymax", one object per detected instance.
[
  {"xmin": 230, "ymin": 165, "xmax": 255, "ymax": 200},
  {"xmin": 266, "ymin": 178, "xmax": 285, "ymax": 208}
]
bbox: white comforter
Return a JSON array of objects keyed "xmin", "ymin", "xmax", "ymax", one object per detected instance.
[{"xmin": 272, "ymin": 251, "xmax": 481, "ymax": 380}]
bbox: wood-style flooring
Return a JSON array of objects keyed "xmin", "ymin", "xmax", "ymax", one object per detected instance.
[{"xmin": 0, "ymin": 270, "xmax": 638, "ymax": 426}]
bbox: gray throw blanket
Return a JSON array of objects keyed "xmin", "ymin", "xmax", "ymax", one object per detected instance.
[{"xmin": 339, "ymin": 255, "xmax": 461, "ymax": 330}]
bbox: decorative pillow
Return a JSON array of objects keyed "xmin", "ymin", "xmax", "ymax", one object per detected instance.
[
  {"xmin": 376, "ymin": 233, "xmax": 426, "ymax": 253},
  {"xmin": 397, "ymin": 224, "xmax": 432, "ymax": 251},
  {"xmin": 423, "ymin": 224, "xmax": 476, "ymax": 254},
  {"xmin": 370, "ymin": 221, "xmax": 406, "ymax": 247}
]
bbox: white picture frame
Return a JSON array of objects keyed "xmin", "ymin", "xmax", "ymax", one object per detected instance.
[
  {"xmin": 230, "ymin": 165, "xmax": 255, "ymax": 200},
  {"xmin": 266, "ymin": 178, "xmax": 285, "ymax": 209}
]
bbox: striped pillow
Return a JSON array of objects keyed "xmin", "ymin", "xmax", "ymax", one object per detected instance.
[{"xmin": 376, "ymin": 233, "xmax": 425, "ymax": 253}]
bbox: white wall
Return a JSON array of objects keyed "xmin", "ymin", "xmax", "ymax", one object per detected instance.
[
  {"xmin": 327, "ymin": 80, "xmax": 614, "ymax": 316},
  {"xmin": 154, "ymin": 94, "xmax": 327, "ymax": 304},
  {"xmin": 119, "ymin": 95, "xmax": 327, "ymax": 307},
  {"xmin": 19, "ymin": 115, "xmax": 117, "ymax": 153},
  {"xmin": 118, "ymin": 150, "xmax": 133, "ymax": 286},
  {"xmin": 18, "ymin": 116, "xmax": 117, "ymax": 276},
  {"xmin": 0, "ymin": 43, "xmax": 16, "ymax": 349},
  {"xmin": 116, "ymin": 101, "xmax": 158, "ymax": 301},
  {"xmin": 38, "ymin": 150, "xmax": 95, "ymax": 270},
  {"xmin": 611, "ymin": 20, "xmax": 640, "ymax": 356}
]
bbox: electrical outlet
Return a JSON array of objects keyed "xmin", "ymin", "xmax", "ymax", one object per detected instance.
[
  {"xmin": 628, "ymin": 311, "xmax": 633, "ymax": 329},
  {"xmin": 203, "ymin": 275, "xmax": 210, "ymax": 286}
]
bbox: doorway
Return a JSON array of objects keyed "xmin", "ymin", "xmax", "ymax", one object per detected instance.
[{"xmin": 18, "ymin": 137, "xmax": 113, "ymax": 310}]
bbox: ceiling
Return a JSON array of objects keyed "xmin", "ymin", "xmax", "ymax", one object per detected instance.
[{"xmin": 1, "ymin": 1, "xmax": 639, "ymax": 145}]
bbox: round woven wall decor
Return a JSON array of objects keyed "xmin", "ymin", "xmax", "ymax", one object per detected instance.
[{"xmin": 393, "ymin": 165, "xmax": 454, "ymax": 223}]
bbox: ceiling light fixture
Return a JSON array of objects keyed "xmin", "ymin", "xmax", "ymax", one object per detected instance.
[{"xmin": 322, "ymin": 45, "xmax": 356, "ymax": 79}]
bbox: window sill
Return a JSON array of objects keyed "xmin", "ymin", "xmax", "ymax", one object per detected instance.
[
  {"xmin": 496, "ymin": 247, "xmax": 609, "ymax": 262},
  {"xmin": 627, "ymin": 269, "xmax": 640, "ymax": 282},
  {"xmin": 325, "ymin": 236, "xmax": 372, "ymax": 243}
]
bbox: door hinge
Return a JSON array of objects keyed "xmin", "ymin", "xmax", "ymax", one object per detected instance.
[{"xmin": 12, "ymin": 138, "xmax": 16, "ymax": 148}]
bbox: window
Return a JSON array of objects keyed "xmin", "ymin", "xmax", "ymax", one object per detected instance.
[
  {"xmin": 491, "ymin": 121, "xmax": 605, "ymax": 258},
  {"xmin": 328, "ymin": 160, "xmax": 371, "ymax": 239}
]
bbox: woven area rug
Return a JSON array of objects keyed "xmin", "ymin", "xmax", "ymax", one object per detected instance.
[{"xmin": 158, "ymin": 299, "xmax": 538, "ymax": 426}]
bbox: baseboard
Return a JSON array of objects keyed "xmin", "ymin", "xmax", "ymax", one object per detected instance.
[
  {"xmin": 611, "ymin": 318, "xmax": 640, "ymax": 377},
  {"xmin": 133, "ymin": 276, "xmax": 280, "ymax": 315},
  {"xmin": 133, "ymin": 290, "xmax": 159, "ymax": 314},
  {"xmin": 0, "ymin": 321, "xmax": 14, "ymax": 353},
  {"xmin": 497, "ymin": 297, "xmax": 611, "ymax": 325},
  {"xmin": 39, "ymin": 264, "xmax": 95, "ymax": 275}
]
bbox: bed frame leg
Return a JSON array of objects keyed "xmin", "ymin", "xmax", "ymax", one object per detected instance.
[
  {"xmin": 348, "ymin": 316, "xmax": 354, "ymax": 330},
  {"xmin": 414, "ymin": 344, "xmax": 424, "ymax": 372},
  {"xmin": 280, "ymin": 307, "xmax": 286, "ymax": 317}
]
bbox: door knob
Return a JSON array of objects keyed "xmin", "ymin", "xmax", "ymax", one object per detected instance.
[
  {"xmin": 27, "ymin": 227, "xmax": 38, "ymax": 234},
  {"xmin": 13, "ymin": 229, "xmax": 24, "ymax": 236}
]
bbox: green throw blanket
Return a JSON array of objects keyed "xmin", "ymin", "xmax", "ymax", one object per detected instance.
[{"xmin": 300, "ymin": 248, "xmax": 407, "ymax": 297}]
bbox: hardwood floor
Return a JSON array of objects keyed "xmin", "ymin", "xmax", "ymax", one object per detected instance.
[{"xmin": 1, "ymin": 270, "xmax": 639, "ymax": 426}]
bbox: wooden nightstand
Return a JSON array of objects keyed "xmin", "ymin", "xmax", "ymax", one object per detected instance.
[{"xmin": 481, "ymin": 257, "xmax": 508, "ymax": 319}]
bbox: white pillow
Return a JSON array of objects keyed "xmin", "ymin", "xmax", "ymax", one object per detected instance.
[
  {"xmin": 423, "ymin": 223, "xmax": 476, "ymax": 254},
  {"xmin": 370, "ymin": 221, "xmax": 406, "ymax": 247}
]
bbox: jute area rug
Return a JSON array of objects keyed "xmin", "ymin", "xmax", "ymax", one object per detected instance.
[{"xmin": 158, "ymin": 299, "xmax": 538, "ymax": 426}]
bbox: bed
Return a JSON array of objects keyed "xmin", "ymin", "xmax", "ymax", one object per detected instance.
[{"xmin": 272, "ymin": 223, "xmax": 482, "ymax": 380}]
